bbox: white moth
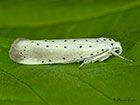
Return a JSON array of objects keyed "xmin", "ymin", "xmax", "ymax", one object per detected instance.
[{"xmin": 9, "ymin": 37, "xmax": 133, "ymax": 68}]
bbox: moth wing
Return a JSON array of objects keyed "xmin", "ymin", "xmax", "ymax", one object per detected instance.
[{"xmin": 9, "ymin": 38, "xmax": 29, "ymax": 64}]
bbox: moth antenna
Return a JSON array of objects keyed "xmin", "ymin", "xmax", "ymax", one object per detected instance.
[{"xmin": 112, "ymin": 52, "xmax": 133, "ymax": 62}]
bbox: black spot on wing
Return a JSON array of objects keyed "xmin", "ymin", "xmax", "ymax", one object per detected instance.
[
  {"xmin": 62, "ymin": 57, "xmax": 66, "ymax": 60},
  {"xmin": 96, "ymin": 40, "xmax": 99, "ymax": 42},
  {"xmin": 89, "ymin": 45, "xmax": 92, "ymax": 48},
  {"xmin": 73, "ymin": 40, "xmax": 76, "ymax": 42}
]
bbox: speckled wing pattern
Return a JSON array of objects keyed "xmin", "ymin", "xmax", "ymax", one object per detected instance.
[{"xmin": 9, "ymin": 38, "xmax": 116, "ymax": 65}]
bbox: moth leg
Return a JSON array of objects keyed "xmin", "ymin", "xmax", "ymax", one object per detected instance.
[
  {"xmin": 99, "ymin": 55, "xmax": 110, "ymax": 62},
  {"xmin": 80, "ymin": 50, "xmax": 111, "ymax": 68},
  {"xmin": 79, "ymin": 58, "xmax": 93, "ymax": 68},
  {"xmin": 92, "ymin": 51, "xmax": 112, "ymax": 63},
  {"xmin": 80, "ymin": 55, "xmax": 106, "ymax": 68}
]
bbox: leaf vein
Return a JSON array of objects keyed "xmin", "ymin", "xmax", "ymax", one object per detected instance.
[
  {"xmin": 64, "ymin": 73, "xmax": 118, "ymax": 105},
  {"xmin": 0, "ymin": 68, "xmax": 50, "ymax": 105}
]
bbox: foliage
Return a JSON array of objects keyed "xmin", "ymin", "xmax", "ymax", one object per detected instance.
[{"xmin": 0, "ymin": 0, "xmax": 140, "ymax": 105}]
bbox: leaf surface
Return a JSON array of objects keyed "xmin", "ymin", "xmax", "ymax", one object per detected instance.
[{"xmin": 0, "ymin": 0, "xmax": 140, "ymax": 105}]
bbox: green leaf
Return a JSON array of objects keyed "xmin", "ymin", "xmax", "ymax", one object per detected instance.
[{"xmin": 0, "ymin": 0, "xmax": 140, "ymax": 105}]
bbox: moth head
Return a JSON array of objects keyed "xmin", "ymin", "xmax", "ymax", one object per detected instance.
[
  {"xmin": 113, "ymin": 41, "xmax": 123, "ymax": 55},
  {"xmin": 112, "ymin": 41, "xmax": 133, "ymax": 62}
]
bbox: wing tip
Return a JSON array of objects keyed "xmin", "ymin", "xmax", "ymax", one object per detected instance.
[{"xmin": 9, "ymin": 38, "xmax": 29, "ymax": 63}]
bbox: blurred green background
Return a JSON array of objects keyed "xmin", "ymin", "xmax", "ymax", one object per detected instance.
[{"xmin": 0, "ymin": 0, "xmax": 140, "ymax": 105}]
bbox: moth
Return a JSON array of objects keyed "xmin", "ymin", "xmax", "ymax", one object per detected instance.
[{"xmin": 9, "ymin": 37, "xmax": 133, "ymax": 68}]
